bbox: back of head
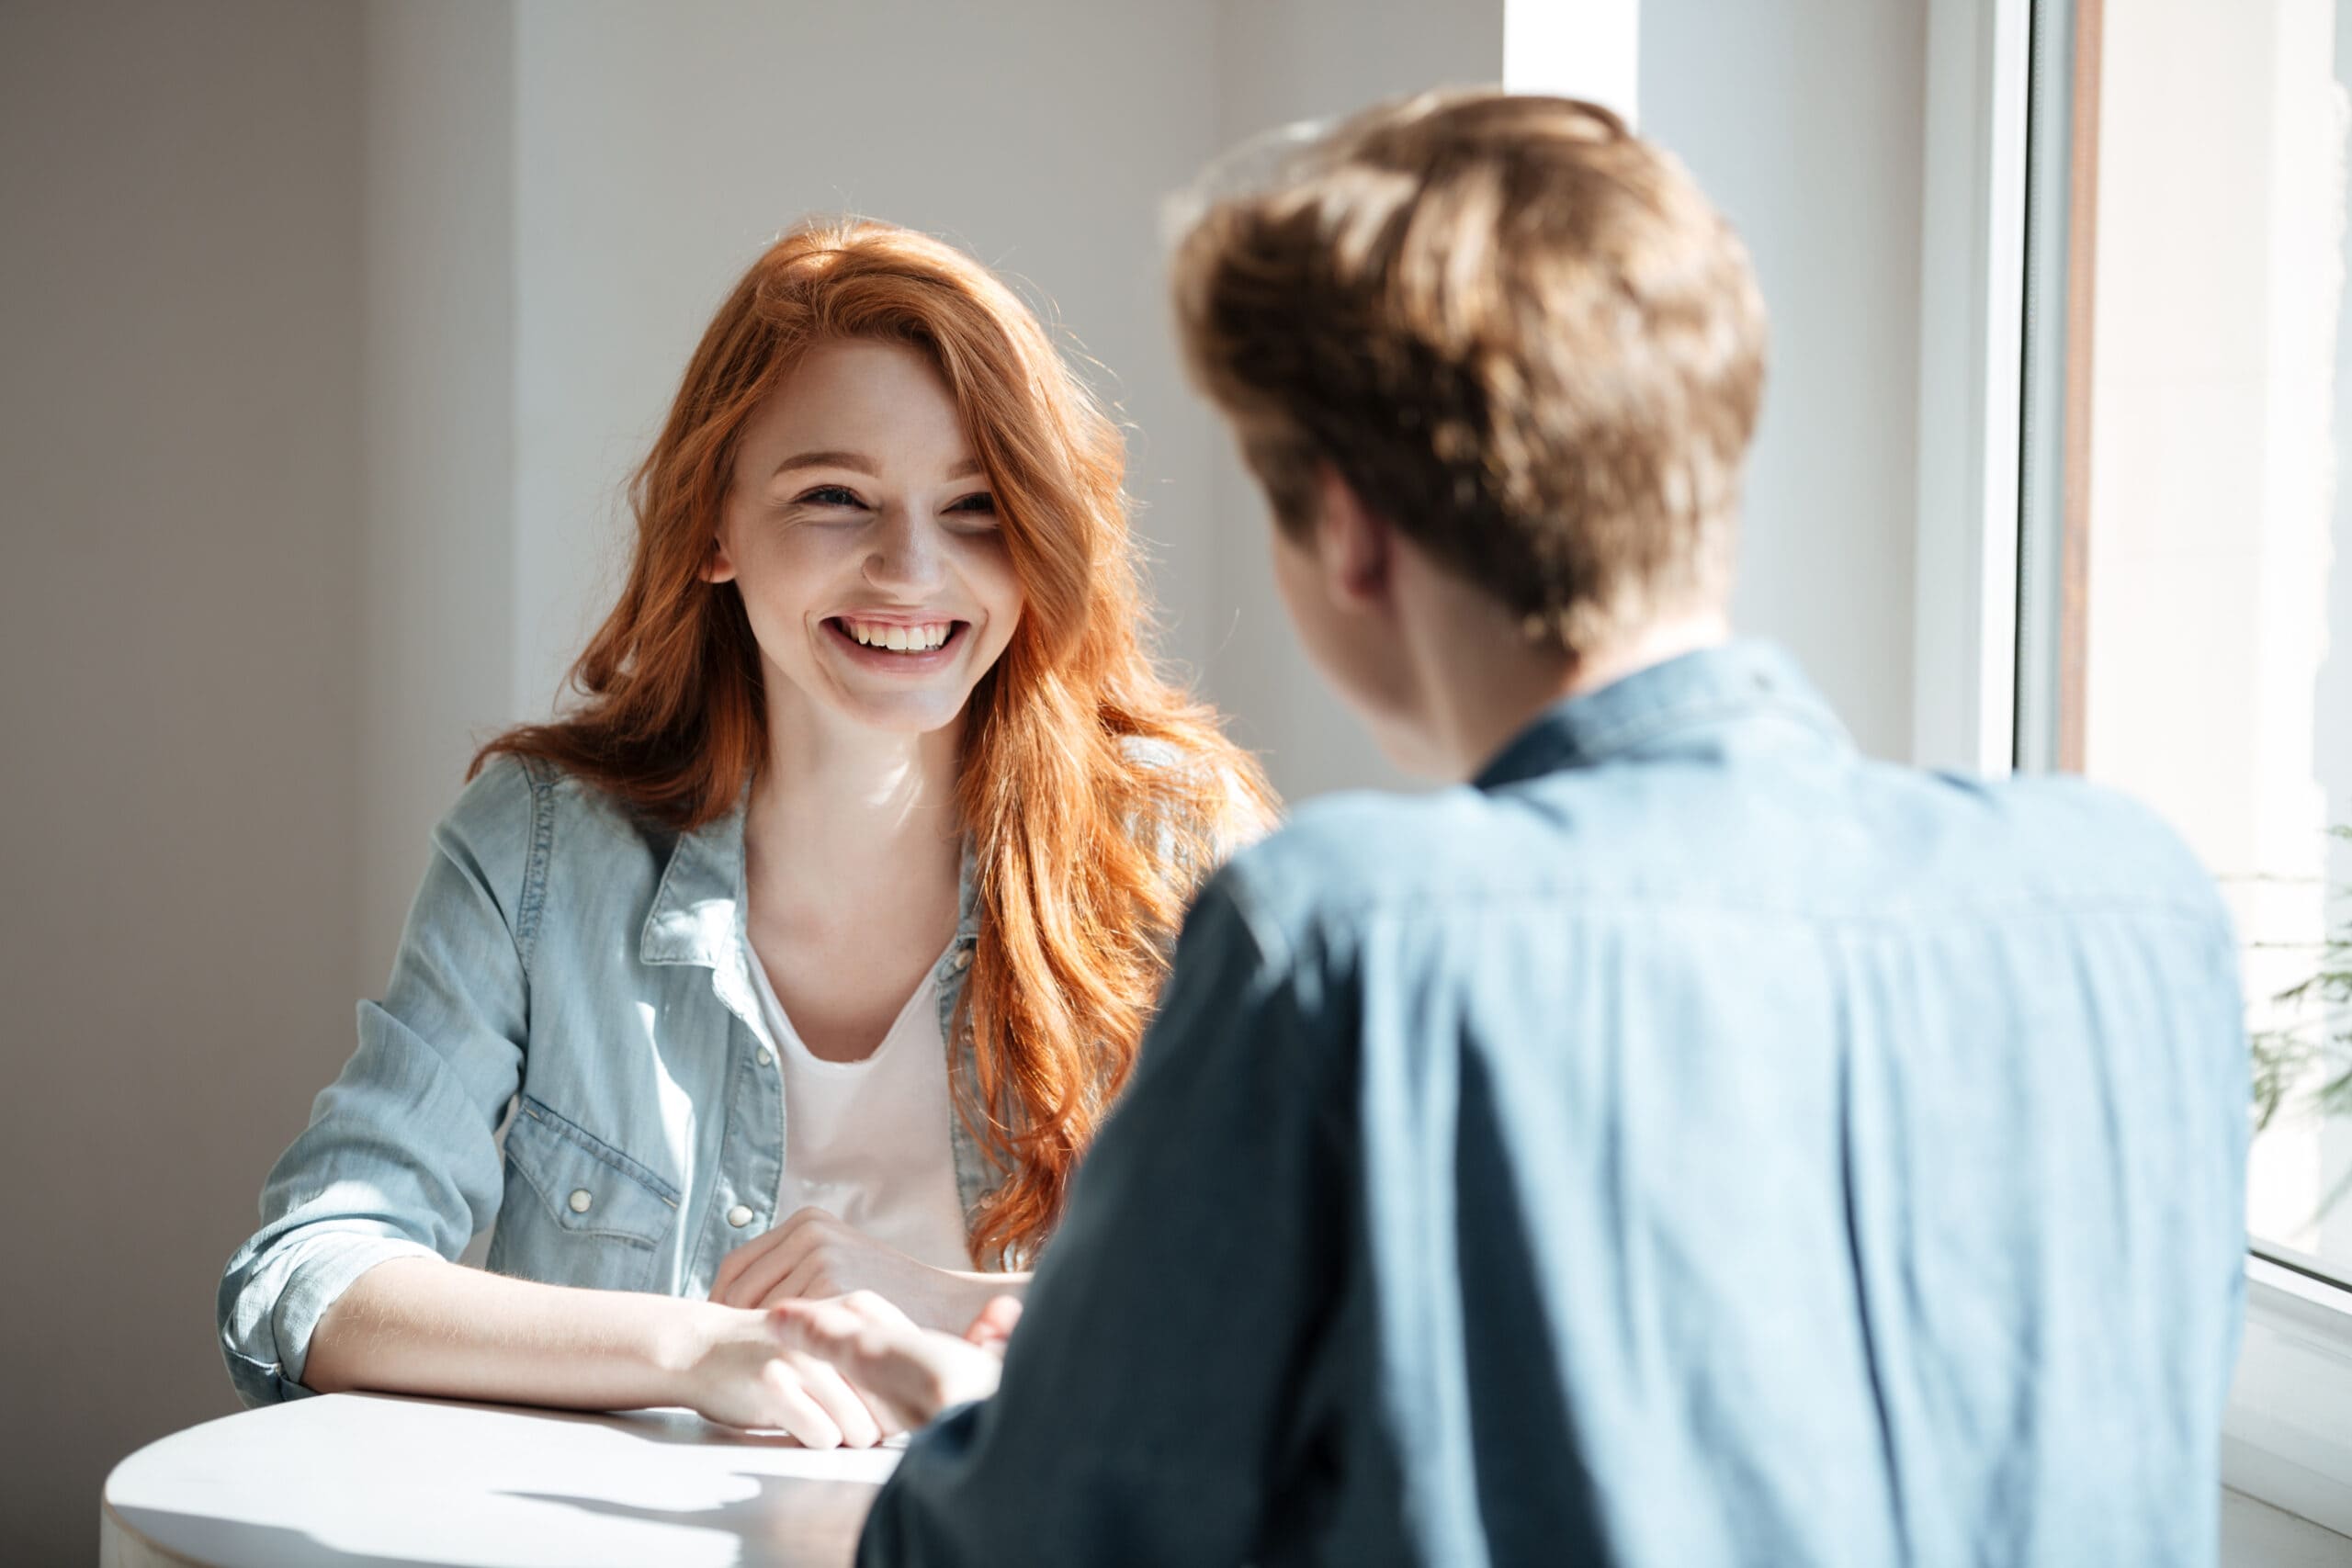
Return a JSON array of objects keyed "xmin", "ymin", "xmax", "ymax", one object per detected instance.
[{"xmin": 1171, "ymin": 91, "xmax": 1769, "ymax": 656}]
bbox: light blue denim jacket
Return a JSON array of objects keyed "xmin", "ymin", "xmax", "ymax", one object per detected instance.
[
  {"xmin": 859, "ymin": 643, "xmax": 2249, "ymax": 1567},
  {"xmin": 218, "ymin": 756, "xmax": 1012, "ymax": 1408}
]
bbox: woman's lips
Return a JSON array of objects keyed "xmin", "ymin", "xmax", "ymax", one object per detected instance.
[{"xmin": 822, "ymin": 616, "xmax": 967, "ymax": 671}]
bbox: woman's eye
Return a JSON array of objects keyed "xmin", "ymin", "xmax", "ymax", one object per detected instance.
[
  {"xmin": 797, "ymin": 485, "xmax": 864, "ymax": 509},
  {"xmin": 948, "ymin": 492, "xmax": 997, "ymax": 519}
]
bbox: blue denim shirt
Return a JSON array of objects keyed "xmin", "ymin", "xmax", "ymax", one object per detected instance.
[
  {"xmin": 859, "ymin": 642, "xmax": 2250, "ymax": 1568},
  {"xmin": 218, "ymin": 757, "xmax": 1008, "ymax": 1408}
]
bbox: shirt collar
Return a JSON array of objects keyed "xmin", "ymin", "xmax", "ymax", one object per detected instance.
[
  {"xmin": 1471, "ymin": 639, "xmax": 1851, "ymax": 792},
  {"xmin": 639, "ymin": 791, "xmax": 752, "ymax": 968},
  {"xmin": 638, "ymin": 787, "xmax": 986, "ymax": 970}
]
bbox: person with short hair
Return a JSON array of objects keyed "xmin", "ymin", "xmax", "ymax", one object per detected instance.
[{"xmin": 778, "ymin": 92, "xmax": 2249, "ymax": 1566}]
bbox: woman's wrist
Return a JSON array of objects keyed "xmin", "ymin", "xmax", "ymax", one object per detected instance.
[{"xmin": 662, "ymin": 1299, "xmax": 745, "ymax": 1405}]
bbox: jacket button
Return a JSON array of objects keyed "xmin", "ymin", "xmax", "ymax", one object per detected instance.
[
  {"xmin": 756, "ymin": 1046, "xmax": 775, "ymax": 1066},
  {"xmin": 568, "ymin": 1189, "xmax": 594, "ymax": 1214},
  {"xmin": 951, "ymin": 949, "xmax": 972, "ymax": 971},
  {"xmin": 727, "ymin": 1204, "xmax": 754, "ymax": 1228}
]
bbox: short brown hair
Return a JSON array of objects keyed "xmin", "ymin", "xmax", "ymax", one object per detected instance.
[{"xmin": 1171, "ymin": 91, "xmax": 1768, "ymax": 653}]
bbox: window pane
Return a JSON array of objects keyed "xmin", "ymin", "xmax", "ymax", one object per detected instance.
[{"xmin": 2034, "ymin": 0, "xmax": 2352, "ymax": 1284}]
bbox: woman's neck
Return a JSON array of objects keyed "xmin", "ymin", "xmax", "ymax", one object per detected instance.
[{"xmin": 743, "ymin": 692, "xmax": 967, "ymax": 911}]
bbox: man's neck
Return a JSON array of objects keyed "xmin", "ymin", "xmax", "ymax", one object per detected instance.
[{"xmin": 1419, "ymin": 607, "xmax": 1732, "ymax": 783}]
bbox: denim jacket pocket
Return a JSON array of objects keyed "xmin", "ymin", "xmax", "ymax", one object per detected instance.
[{"xmin": 488, "ymin": 1095, "xmax": 681, "ymax": 1292}]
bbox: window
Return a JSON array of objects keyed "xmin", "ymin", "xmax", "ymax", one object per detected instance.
[{"xmin": 2013, "ymin": 0, "xmax": 2352, "ymax": 1292}]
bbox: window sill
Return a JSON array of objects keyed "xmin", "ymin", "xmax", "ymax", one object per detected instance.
[
  {"xmin": 2222, "ymin": 1485, "xmax": 2352, "ymax": 1567},
  {"xmin": 2222, "ymin": 1253, "xmax": 2352, "ymax": 1539}
]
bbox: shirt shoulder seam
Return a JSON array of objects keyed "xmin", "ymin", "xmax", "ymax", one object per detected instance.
[{"xmin": 510, "ymin": 756, "xmax": 559, "ymax": 976}]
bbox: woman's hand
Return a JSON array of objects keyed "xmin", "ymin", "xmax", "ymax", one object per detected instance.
[
  {"xmin": 677, "ymin": 1303, "xmax": 900, "ymax": 1447},
  {"xmin": 710, "ymin": 1207, "xmax": 1026, "ymax": 1332},
  {"xmin": 770, "ymin": 1292, "xmax": 1023, "ymax": 1431}
]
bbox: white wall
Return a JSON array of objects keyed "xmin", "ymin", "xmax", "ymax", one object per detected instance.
[
  {"xmin": 0, "ymin": 4, "xmax": 366, "ymax": 1558},
  {"xmin": 360, "ymin": 1, "xmax": 517, "ymax": 994},
  {"xmin": 1641, "ymin": 0, "xmax": 1928, "ymax": 761},
  {"xmin": 509, "ymin": 0, "xmax": 1225, "ymax": 721}
]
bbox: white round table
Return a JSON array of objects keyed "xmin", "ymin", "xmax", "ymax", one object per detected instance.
[{"xmin": 100, "ymin": 1393, "xmax": 901, "ymax": 1567}]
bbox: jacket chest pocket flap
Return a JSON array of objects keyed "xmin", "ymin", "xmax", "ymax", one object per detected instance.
[{"xmin": 494, "ymin": 1096, "xmax": 682, "ymax": 1288}]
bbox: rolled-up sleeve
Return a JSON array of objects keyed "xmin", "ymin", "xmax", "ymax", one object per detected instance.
[{"xmin": 217, "ymin": 759, "xmax": 544, "ymax": 1406}]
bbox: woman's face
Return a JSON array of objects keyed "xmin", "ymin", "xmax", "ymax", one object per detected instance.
[{"xmin": 710, "ymin": 338, "xmax": 1024, "ymax": 738}]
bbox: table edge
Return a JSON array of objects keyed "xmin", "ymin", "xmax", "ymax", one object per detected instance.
[{"xmin": 100, "ymin": 1493, "xmax": 217, "ymax": 1568}]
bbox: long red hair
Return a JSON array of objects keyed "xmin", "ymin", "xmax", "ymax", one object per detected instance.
[{"xmin": 477, "ymin": 219, "xmax": 1274, "ymax": 1265}]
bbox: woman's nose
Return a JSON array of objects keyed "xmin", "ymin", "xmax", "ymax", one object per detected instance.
[{"xmin": 864, "ymin": 506, "xmax": 947, "ymax": 594}]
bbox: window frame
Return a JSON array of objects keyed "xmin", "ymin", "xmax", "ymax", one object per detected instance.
[
  {"xmin": 1915, "ymin": 0, "xmax": 2352, "ymax": 1533},
  {"xmin": 2232, "ymin": 1253, "xmax": 2352, "ymax": 1533}
]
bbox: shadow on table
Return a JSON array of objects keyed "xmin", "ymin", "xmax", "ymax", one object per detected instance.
[
  {"xmin": 109, "ymin": 1505, "xmax": 450, "ymax": 1567},
  {"xmin": 500, "ymin": 1472, "xmax": 879, "ymax": 1568}
]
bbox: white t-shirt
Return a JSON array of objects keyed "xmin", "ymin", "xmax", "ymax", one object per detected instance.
[{"xmin": 745, "ymin": 944, "xmax": 972, "ymax": 1272}]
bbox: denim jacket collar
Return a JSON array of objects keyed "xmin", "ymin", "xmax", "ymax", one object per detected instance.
[
  {"xmin": 1473, "ymin": 638, "xmax": 1852, "ymax": 792},
  {"xmin": 638, "ymin": 791, "xmax": 986, "ymax": 972},
  {"xmin": 639, "ymin": 795, "xmax": 752, "ymax": 970}
]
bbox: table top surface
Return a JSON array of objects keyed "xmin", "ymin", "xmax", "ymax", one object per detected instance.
[{"xmin": 101, "ymin": 1392, "xmax": 900, "ymax": 1568}]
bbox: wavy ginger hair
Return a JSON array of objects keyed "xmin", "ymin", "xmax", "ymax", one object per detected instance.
[{"xmin": 479, "ymin": 220, "xmax": 1273, "ymax": 1266}]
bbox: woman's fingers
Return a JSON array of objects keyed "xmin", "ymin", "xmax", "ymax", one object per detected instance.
[
  {"xmin": 769, "ymin": 1296, "xmax": 989, "ymax": 1430},
  {"xmin": 964, "ymin": 1294, "xmax": 1023, "ymax": 1350},
  {"xmin": 771, "ymin": 1300, "xmax": 919, "ymax": 1427},
  {"xmin": 713, "ymin": 1209, "xmax": 833, "ymax": 1307},
  {"xmin": 709, "ymin": 1228, "xmax": 777, "ymax": 1302},
  {"xmin": 757, "ymin": 1359, "xmax": 844, "ymax": 1450},
  {"xmin": 787, "ymin": 1350, "xmax": 888, "ymax": 1448},
  {"xmin": 723, "ymin": 1233, "xmax": 816, "ymax": 1309},
  {"xmin": 755, "ymin": 1226, "xmax": 904, "ymax": 1312},
  {"xmin": 762, "ymin": 1253, "xmax": 835, "ymax": 1310},
  {"xmin": 750, "ymin": 1347, "xmax": 890, "ymax": 1449},
  {"xmin": 838, "ymin": 1290, "xmax": 916, "ymax": 1329}
]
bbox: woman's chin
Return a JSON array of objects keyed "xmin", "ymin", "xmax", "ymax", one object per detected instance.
[{"xmin": 824, "ymin": 686, "xmax": 973, "ymax": 737}]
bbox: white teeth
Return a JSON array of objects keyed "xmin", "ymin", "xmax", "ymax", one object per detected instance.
[{"xmin": 842, "ymin": 619, "xmax": 951, "ymax": 651}]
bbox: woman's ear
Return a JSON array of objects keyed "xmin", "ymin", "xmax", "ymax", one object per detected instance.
[{"xmin": 701, "ymin": 529, "xmax": 739, "ymax": 585}]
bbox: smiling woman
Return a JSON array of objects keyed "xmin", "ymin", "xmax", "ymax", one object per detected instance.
[
  {"xmin": 709, "ymin": 337, "xmax": 1026, "ymax": 742},
  {"xmin": 214, "ymin": 220, "xmax": 1274, "ymax": 1449}
]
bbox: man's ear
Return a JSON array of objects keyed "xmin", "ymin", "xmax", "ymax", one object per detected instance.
[
  {"xmin": 1312, "ymin": 465, "xmax": 1393, "ymax": 614},
  {"xmin": 701, "ymin": 528, "xmax": 738, "ymax": 585}
]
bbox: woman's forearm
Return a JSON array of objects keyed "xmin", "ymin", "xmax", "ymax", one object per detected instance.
[{"xmin": 302, "ymin": 1256, "xmax": 726, "ymax": 1410}]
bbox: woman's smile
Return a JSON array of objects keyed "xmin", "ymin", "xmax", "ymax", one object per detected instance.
[{"xmin": 823, "ymin": 615, "xmax": 970, "ymax": 671}]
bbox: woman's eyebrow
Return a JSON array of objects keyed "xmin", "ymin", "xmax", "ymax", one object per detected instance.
[
  {"xmin": 771, "ymin": 449, "xmax": 877, "ymax": 479},
  {"xmin": 768, "ymin": 452, "xmax": 987, "ymax": 479}
]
